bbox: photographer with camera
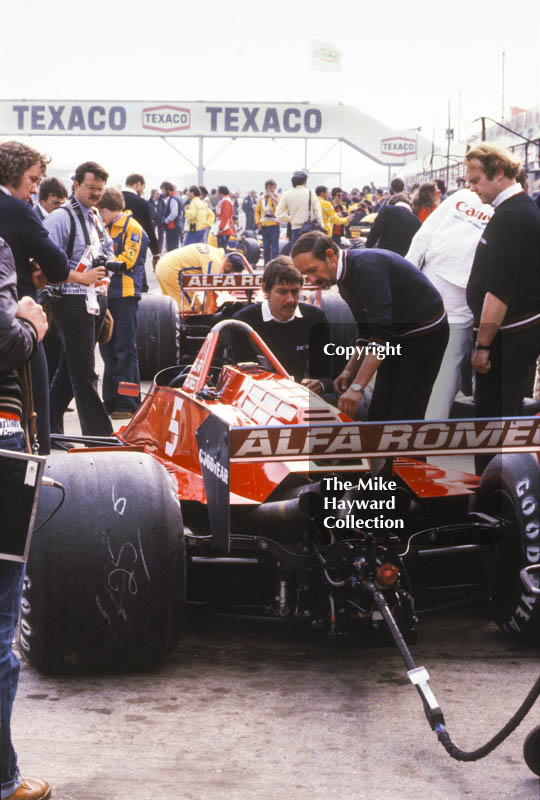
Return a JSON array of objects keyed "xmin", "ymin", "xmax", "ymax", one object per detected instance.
[
  {"xmin": 0, "ymin": 236, "xmax": 51, "ymax": 800},
  {"xmin": 97, "ymin": 188, "xmax": 149, "ymax": 419},
  {"xmin": 43, "ymin": 161, "xmax": 113, "ymax": 436}
]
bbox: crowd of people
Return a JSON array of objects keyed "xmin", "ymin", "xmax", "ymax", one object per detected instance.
[{"xmin": 2, "ymin": 136, "xmax": 540, "ymax": 799}]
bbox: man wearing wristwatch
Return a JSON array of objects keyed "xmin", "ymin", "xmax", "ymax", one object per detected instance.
[
  {"xmin": 465, "ymin": 144, "xmax": 540, "ymax": 435},
  {"xmin": 292, "ymin": 232, "xmax": 448, "ymax": 421}
]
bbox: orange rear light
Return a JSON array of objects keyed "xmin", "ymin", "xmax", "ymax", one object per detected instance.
[{"xmin": 376, "ymin": 563, "xmax": 399, "ymax": 586}]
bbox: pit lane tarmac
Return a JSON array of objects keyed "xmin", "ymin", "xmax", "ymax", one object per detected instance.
[{"xmin": 12, "ymin": 604, "xmax": 540, "ymax": 800}]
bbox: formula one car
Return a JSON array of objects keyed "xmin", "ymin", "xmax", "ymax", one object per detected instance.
[{"xmin": 22, "ymin": 318, "xmax": 540, "ymax": 672}]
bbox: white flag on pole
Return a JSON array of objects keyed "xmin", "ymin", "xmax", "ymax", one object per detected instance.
[{"xmin": 311, "ymin": 39, "xmax": 342, "ymax": 72}]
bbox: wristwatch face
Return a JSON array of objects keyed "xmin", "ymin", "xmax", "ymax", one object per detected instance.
[{"xmin": 350, "ymin": 383, "xmax": 364, "ymax": 392}]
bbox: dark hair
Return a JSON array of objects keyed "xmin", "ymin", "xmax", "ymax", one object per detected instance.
[
  {"xmin": 291, "ymin": 231, "xmax": 338, "ymax": 260},
  {"xmin": 390, "ymin": 177, "xmax": 405, "ymax": 194},
  {"xmin": 315, "ymin": 185, "xmax": 327, "ymax": 196},
  {"xmin": 97, "ymin": 188, "xmax": 125, "ymax": 212},
  {"xmin": 74, "ymin": 161, "xmax": 109, "ymax": 184},
  {"xmin": 262, "ymin": 256, "xmax": 304, "ymax": 292},
  {"xmin": 0, "ymin": 141, "xmax": 50, "ymax": 188},
  {"xmin": 265, "ymin": 179, "xmax": 277, "ymax": 189},
  {"xmin": 39, "ymin": 176, "xmax": 68, "ymax": 203},
  {"xmin": 412, "ymin": 181, "xmax": 438, "ymax": 215},
  {"xmin": 331, "ymin": 187, "xmax": 343, "ymax": 198},
  {"xmin": 189, "ymin": 185, "xmax": 201, "ymax": 197},
  {"xmin": 435, "ymin": 179, "xmax": 446, "ymax": 194},
  {"xmin": 199, "ymin": 185, "xmax": 208, "ymax": 197},
  {"xmin": 218, "ymin": 185, "xmax": 229, "ymax": 195},
  {"xmin": 291, "ymin": 175, "xmax": 307, "ymax": 187},
  {"xmin": 126, "ymin": 173, "xmax": 145, "ymax": 187},
  {"xmin": 362, "ymin": 185, "xmax": 370, "ymax": 192},
  {"xmin": 161, "ymin": 181, "xmax": 175, "ymax": 193}
]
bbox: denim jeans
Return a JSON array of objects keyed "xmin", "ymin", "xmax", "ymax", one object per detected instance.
[
  {"xmin": 183, "ymin": 230, "xmax": 205, "ymax": 246},
  {"xmin": 217, "ymin": 235, "xmax": 230, "ymax": 250},
  {"xmin": 99, "ymin": 297, "xmax": 140, "ymax": 413},
  {"xmin": 165, "ymin": 228, "xmax": 181, "ymax": 251},
  {"xmin": 0, "ymin": 429, "xmax": 25, "ymax": 799},
  {"xmin": 49, "ymin": 293, "xmax": 113, "ymax": 436},
  {"xmin": 262, "ymin": 225, "xmax": 280, "ymax": 264}
]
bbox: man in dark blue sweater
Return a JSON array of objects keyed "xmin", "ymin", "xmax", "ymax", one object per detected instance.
[
  {"xmin": 465, "ymin": 144, "xmax": 540, "ymax": 420},
  {"xmin": 292, "ymin": 232, "xmax": 448, "ymax": 421},
  {"xmin": 232, "ymin": 257, "xmax": 333, "ymax": 395}
]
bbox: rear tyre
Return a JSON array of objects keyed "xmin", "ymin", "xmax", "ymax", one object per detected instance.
[
  {"xmin": 236, "ymin": 237, "xmax": 261, "ymax": 266},
  {"xmin": 475, "ymin": 453, "xmax": 540, "ymax": 641},
  {"xmin": 19, "ymin": 451, "xmax": 186, "ymax": 674},
  {"xmin": 524, "ymin": 725, "xmax": 540, "ymax": 776},
  {"xmin": 319, "ymin": 292, "xmax": 358, "ymax": 378},
  {"xmin": 136, "ymin": 294, "xmax": 180, "ymax": 380}
]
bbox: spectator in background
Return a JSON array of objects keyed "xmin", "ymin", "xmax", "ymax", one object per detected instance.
[
  {"xmin": 275, "ymin": 170, "xmax": 323, "ymax": 248},
  {"xmin": 330, "ymin": 187, "xmax": 348, "ymax": 245},
  {"xmin": 242, "ymin": 190, "xmax": 257, "ymax": 232},
  {"xmin": 184, "ymin": 185, "xmax": 209, "ymax": 245},
  {"xmin": 0, "ymin": 236, "xmax": 50, "ymax": 800},
  {"xmin": 365, "ymin": 191, "xmax": 421, "ymax": 256},
  {"xmin": 198, "ymin": 186, "xmax": 215, "ymax": 242},
  {"xmin": 435, "ymin": 179, "xmax": 447, "ymax": 202},
  {"xmin": 97, "ymin": 188, "xmax": 148, "ymax": 419},
  {"xmin": 255, "ymin": 180, "xmax": 280, "ymax": 264},
  {"xmin": 149, "ymin": 189, "xmax": 165, "ymax": 252},
  {"xmin": 34, "ymin": 176, "xmax": 67, "ymax": 221},
  {"xmin": 160, "ymin": 181, "xmax": 183, "ymax": 251},
  {"xmin": 216, "ymin": 186, "xmax": 235, "ymax": 249},
  {"xmin": 373, "ymin": 188, "xmax": 386, "ymax": 211},
  {"xmin": 411, "ymin": 180, "xmax": 441, "ymax": 222},
  {"xmin": 316, "ymin": 186, "xmax": 351, "ymax": 238},
  {"xmin": 122, "ymin": 173, "xmax": 160, "ymax": 270}
]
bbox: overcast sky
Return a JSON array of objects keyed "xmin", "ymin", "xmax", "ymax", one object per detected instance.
[{"xmin": 2, "ymin": 0, "xmax": 539, "ymax": 189}]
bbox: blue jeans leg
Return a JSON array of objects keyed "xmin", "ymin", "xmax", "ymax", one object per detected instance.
[
  {"xmin": 262, "ymin": 226, "xmax": 280, "ymax": 264},
  {"xmin": 165, "ymin": 229, "xmax": 180, "ymax": 251},
  {"xmin": 100, "ymin": 297, "xmax": 140, "ymax": 413},
  {"xmin": 184, "ymin": 230, "xmax": 205, "ymax": 246},
  {"xmin": 0, "ymin": 430, "xmax": 26, "ymax": 799}
]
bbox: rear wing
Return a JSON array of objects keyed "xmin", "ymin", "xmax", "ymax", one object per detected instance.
[{"xmin": 196, "ymin": 414, "xmax": 540, "ymax": 552}]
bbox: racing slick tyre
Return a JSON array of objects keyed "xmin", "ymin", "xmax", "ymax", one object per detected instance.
[
  {"xmin": 236, "ymin": 237, "xmax": 261, "ymax": 266},
  {"xmin": 523, "ymin": 725, "xmax": 540, "ymax": 776},
  {"xmin": 136, "ymin": 293, "xmax": 180, "ymax": 380},
  {"xmin": 319, "ymin": 291, "xmax": 358, "ymax": 378},
  {"xmin": 18, "ymin": 451, "xmax": 186, "ymax": 674},
  {"xmin": 475, "ymin": 453, "xmax": 540, "ymax": 642}
]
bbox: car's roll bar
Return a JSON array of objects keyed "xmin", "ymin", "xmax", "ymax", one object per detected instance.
[{"xmin": 182, "ymin": 319, "xmax": 293, "ymax": 395}]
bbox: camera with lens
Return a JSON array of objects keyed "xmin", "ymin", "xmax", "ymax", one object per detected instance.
[{"xmin": 93, "ymin": 254, "xmax": 123, "ymax": 273}]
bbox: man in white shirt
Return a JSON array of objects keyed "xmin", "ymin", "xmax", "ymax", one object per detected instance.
[
  {"xmin": 276, "ymin": 170, "xmax": 323, "ymax": 248},
  {"xmin": 405, "ymin": 188, "xmax": 493, "ymax": 418}
]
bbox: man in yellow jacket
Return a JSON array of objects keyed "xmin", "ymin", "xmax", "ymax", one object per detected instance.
[
  {"xmin": 97, "ymin": 188, "xmax": 149, "ymax": 418},
  {"xmin": 315, "ymin": 185, "xmax": 352, "ymax": 237},
  {"xmin": 255, "ymin": 179, "xmax": 280, "ymax": 264},
  {"xmin": 184, "ymin": 185, "xmax": 212, "ymax": 246},
  {"xmin": 155, "ymin": 242, "xmax": 229, "ymax": 314}
]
